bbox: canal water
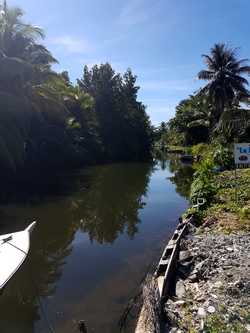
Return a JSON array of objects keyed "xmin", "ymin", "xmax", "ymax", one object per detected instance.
[{"xmin": 0, "ymin": 157, "xmax": 193, "ymax": 333}]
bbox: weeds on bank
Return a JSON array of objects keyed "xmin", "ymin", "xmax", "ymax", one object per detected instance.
[
  {"xmin": 204, "ymin": 313, "xmax": 248, "ymax": 333},
  {"xmin": 185, "ymin": 144, "xmax": 250, "ymax": 232}
]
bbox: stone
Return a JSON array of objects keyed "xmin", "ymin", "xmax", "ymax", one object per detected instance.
[
  {"xmin": 233, "ymin": 279, "xmax": 244, "ymax": 289},
  {"xmin": 193, "ymin": 282, "xmax": 200, "ymax": 292},
  {"xmin": 179, "ymin": 250, "xmax": 193, "ymax": 262},
  {"xmin": 226, "ymin": 247, "xmax": 234, "ymax": 252},
  {"xmin": 207, "ymin": 305, "xmax": 216, "ymax": 314},
  {"xmin": 178, "ymin": 264, "xmax": 192, "ymax": 279},
  {"xmin": 166, "ymin": 310, "xmax": 179, "ymax": 325},
  {"xmin": 195, "ymin": 295, "xmax": 206, "ymax": 302},
  {"xmin": 175, "ymin": 280, "xmax": 186, "ymax": 298},
  {"xmin": 174, "ymin": 300, "xmax": 185, "ymax": 306},
  {"xmin": 197, "ymin": 307, "xmax": 206, "ymax": 318},
  {"xmin": 246, "ymin": 324, "xmax": 250, "ymax": 332},
  {"xmin": 213, "ymin": 281, "xmax": 223, "ymax": 289},
  {"xmin": 188, "ymin": 272, "xmax": 198, "ymax": 282},
  {"xmin": 200, "ymin": 318, "xmax": 205, "ymax": 330},
  {"xmin": 169, "ymin": 328, "xmax": 178, "ymax": 333},
  {"xmin": 169, "ymin": 329, "xmax": 183, "ymax": 333}
]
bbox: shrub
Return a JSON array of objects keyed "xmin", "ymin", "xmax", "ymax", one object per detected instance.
[
  {"xmin": 190, "ymin": 158, "xmax": 216, "ymax": 206},
  {"xmin": 239, "ymin": 206, "xmax": 250, "ymax": 221},
  {"xmin": 182, "ymin": 206, "xmax": 204, "ymax": 225},
  {"xmin": 212, "ymin": 144, "xmax": 234, "ymax": 170},
  {"xmin": 191, "ymin": 143, "xmax": 210, "ymax": 161}
]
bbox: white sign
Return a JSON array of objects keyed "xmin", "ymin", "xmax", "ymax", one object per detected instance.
[{"xmin": 234, "ymin": 143, "xmax": 250, "ymax": 164}]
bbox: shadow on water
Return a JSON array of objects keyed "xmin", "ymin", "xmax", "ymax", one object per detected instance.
[{"xmin": 0, "ymin": 158, "xmax": 193, "ymax": 333}]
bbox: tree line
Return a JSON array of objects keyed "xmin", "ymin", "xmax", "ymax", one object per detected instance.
[
  {"xmin": 0, "ymin": 3, "xmax": 153, "ymax": 188},
  {"xmin": 156, "ymin": 43, "xmax": 250, "ymax": 147}
]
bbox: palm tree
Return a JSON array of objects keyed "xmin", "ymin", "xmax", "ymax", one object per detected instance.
[
  {"xmin": 198, "ymin": 43, "xmax": 250, "ymax": 130},
  {"xmin": 0, "ymin": 2, "xmax": 58, "ymax": 91},
  {"xmin": 0, "ymin": 2, "xmax": 67, "ymax": 174}
]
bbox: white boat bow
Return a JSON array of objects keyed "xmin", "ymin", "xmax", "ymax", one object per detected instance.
[{"xmin": 0, "ymin": 221, "xmax": 36, "ymax": 290}]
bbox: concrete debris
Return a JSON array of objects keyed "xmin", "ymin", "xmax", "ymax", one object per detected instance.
[
  {"xmin": 178, "ymin": 250, "xmax": 193, "ymax": 262},
  {"xmin": 164, "ymin": 227, "xmax": 250, "ymax": 332},
  {"xmin": 207, "ymin": 305, "xmax": 216, "ymax": 314},
  {"xmin": 175, "ymin": 280, "xmax": 186, "ymax": 299},
  {"xmin": 197, "ymin": 307, "xmax": 206, "ymax": 318}
]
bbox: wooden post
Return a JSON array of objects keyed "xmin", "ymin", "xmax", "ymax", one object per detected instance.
[{"xmin": 78, "ymin": 320, "xmax": 88, "ymax": 333}]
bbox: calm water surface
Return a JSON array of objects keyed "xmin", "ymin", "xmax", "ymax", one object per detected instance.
[{"xmin": 0, "ymin": 157, "xmax": 193, "ymax": 333}]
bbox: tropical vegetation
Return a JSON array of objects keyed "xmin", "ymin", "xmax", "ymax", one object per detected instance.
[
  {"xmin": 0, "ymin": 2, "xmax": 153, "ymax": 195},
  {"xmin": 156, "ymin": 43, "xmax": 250, "ymax": 147},
  {"xmin": 153, "ymin": 43, "xmax": 250, "ymax": 232}
]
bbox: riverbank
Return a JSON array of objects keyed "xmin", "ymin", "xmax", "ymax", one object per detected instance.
[
  {"xmin": 135, "ymin": 167, "xmax": 250, "ymax": 333},
  {"xmin": 163, "ymin": 168, "xmax": 250, "ymax": 332},
  {"xmin": 166, "ymin": 168, "xmax": 250, "ymax": 332}
]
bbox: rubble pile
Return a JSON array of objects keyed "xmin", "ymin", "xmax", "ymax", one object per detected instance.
[{"xmin": 164, "ymin": 226, "xmax": 250, "ymax": 333}]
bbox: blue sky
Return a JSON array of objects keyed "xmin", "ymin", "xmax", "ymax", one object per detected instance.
[{"xmin": 8, "ymin": 0, "xmax": 250, "ymax": 125}]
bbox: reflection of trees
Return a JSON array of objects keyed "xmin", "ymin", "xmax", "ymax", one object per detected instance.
[
  {"xmin": 160, "ymin": 158, "xmax": 167, "ymax": 170},
  {"xmin": 0, "ymin": 202, "xmax": 79, "ymax": 333},
  {"xmin": 72, "ymin": 163, "xmax": 152, "ymax": 244},
  {"xmin": 167, "ymin": 155, "xmax": 194, "ymax": 199},
  {"xmin": 0, "ymin": 162, "xmax": 152, "ymax": 331}
]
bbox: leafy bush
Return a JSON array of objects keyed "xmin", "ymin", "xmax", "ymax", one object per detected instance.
[
  {"xmin": 191, "ymin": 143, "xmax": 210, "ymax": 161},
  {"xmin": 239, "ymin": 206, "xmax": 250, "ymax": 221},
  {"xmin": 182, "ymin": 206, "xmax": 204, "ymax": 225},
  {"xmin": 190, "ymin": 158, "xmax": 217, "ymax": 206},
  {"xmin": 212, "ymin": 144, "xmax": 234, "ymax": 169},
  {"xmin": 192, "ymin": 143, "xmax": 233, "ymax": 170}
]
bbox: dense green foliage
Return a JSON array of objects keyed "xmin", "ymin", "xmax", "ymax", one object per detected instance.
[
  {"xmin": 183, "ymin": 142, "xmax": 249, "ymax": 231},
  {"xmin": 190, "ymin": 144, "xmax": 234, "ymax": 205},
  {"xmin": 168, "ymin": 94, "xmax": 211, "ymax": 145},
  {"xmin": 194, "ymin": 166, "xmax": 250, "ymax": 232},
  {"xmin": 0, "ymin": 3, "xmax": 152, "ymax": 189},
  {"xmin": 78, "ymin": 65, "xmax": 152, "ymax": 161},
  {"xmin": 190, "ymin": 160, "xmax": 216, "ymax": 206}
]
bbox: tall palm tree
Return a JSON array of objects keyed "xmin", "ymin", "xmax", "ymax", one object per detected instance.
[
  {"xmin": 198, "ymin": 43, "xmax": 250, "ymax": 130},
  {"xmin": 0, "ymin": 2, "xmax": 58, "ymax": 92},
  {"xmin": 0, "ymin": 2, "xmax": 67, "ymax": 174}
]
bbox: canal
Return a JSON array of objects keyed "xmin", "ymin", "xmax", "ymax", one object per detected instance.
[{"xmin": 0, "ymin": 157, "xmax": 193, "ymax": 333}]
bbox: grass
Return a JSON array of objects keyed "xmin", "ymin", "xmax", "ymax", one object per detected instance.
[{"xmin": 204, "ymin": 313, "xmax": 248, "ymax": 333}]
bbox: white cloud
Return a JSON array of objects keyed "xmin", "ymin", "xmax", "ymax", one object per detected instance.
[
  {"xmin": 117, "ymin": 0, "xmax": 155, "ymax": 26},
  {"xmin": 50, "ymin": 36, "xmax": 92, "ymax": 54}
]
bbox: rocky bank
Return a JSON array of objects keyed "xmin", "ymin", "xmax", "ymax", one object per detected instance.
[{"xmin": 164, "ymin": 224, "xmax": 250, "ymax": 333}]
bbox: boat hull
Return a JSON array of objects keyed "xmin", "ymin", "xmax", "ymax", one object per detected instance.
[{"xmin": 0, "ymin": 222, "xmax": 36, "ymax": 290}]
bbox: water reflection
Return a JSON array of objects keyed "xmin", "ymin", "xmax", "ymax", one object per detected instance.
[
  {"xmin": 167, "ymin": 155, "xmax": 194, "ymax": 199},
  {"xmin": 72, "ymin": 163, "xmax": 152, "ymax": 243},
  {"xmin": 0, "ymin": 159, "xmax": 192, "ymax": 333},
  {"xmin": 0, "ymin": 200, "xmax": 78, "ymax": 332},
  {"xmin": 0, "ymin": 163, "xmax": 153, "ymax": 332}
]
